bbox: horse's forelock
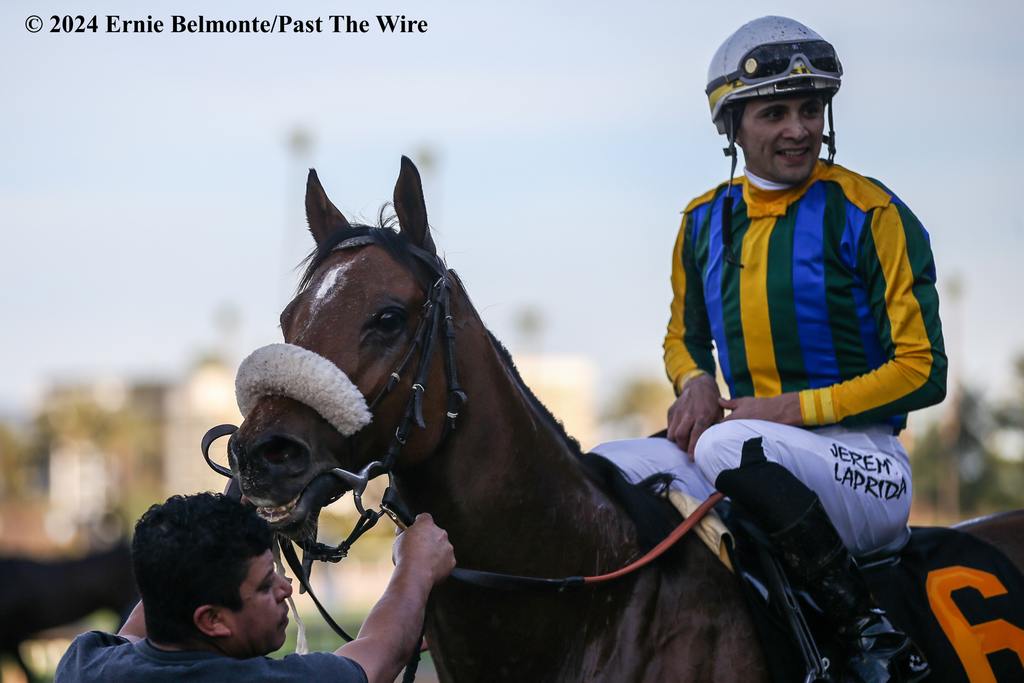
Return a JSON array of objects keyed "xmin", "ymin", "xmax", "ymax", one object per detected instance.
[{"xmin": 295, "ymin": 208, "xmax": 424, "ymax": 294}]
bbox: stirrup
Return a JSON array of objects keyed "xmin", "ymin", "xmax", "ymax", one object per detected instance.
[{"xmin": 843, "ymin": 612, "xmax": 929, "ymax": 683}]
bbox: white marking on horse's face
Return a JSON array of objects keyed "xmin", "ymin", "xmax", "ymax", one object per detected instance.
[
  {"xmin": 315, "ymin": 262, "xmax": 350, "ymax": 302},
  {"xmin": 308, "ymin": 260, "xmax": 355, "ymax": 320},
  {"xmin": 293, "ymin": 252, "xmax": 372, "ymax": 341}
]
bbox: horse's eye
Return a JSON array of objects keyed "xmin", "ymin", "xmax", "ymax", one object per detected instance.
[{"xmin": 374, "ymin": 309, "xmax": 406, "ymax": 335}]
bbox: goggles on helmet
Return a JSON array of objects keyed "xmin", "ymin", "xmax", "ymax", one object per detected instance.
[{"xmin": 706, "ymin": 40, "xmax": 841, "ymax": 95}]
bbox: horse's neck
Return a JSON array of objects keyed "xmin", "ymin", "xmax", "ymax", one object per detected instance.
[{"xmin": 399, "ymin": 332, "xmax": 639, "ymax": 575}]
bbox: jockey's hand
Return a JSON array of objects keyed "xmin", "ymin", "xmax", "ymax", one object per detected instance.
[
  {"xmin": 667, "ymin": 373, "xmax": 723, "ymax": 459},
  {"xmin": 719, "ymin": 393, "xmax": 802, "ymax": 425}
]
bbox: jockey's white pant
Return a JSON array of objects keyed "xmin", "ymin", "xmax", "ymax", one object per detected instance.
[{"xmin": 591, "ymin": 420, "xmax": 912, "ymax": 557}]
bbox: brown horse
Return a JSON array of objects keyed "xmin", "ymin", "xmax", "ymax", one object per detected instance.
[{"xmin": 230, "ymin": 157, "xmax": 1024, "ymax": 682}]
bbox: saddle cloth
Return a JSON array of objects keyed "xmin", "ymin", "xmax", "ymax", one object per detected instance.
[{"xmin": 864, "ymin": 527, "xmax": 1024, "ymax": 682}]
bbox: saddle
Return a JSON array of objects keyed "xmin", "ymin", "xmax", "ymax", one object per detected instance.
[{"xmin": 718, "ymin": 502, "xmax": 1024, "ymax": 682}]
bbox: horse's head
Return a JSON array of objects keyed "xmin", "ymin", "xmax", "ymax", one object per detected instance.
[{"xmin": 230, "ymin": 157, "xmax": 459, "ymax": 536}]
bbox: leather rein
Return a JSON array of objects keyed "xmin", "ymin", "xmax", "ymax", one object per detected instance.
[{"xmin": 201, "ymin": 235, "xmax": 721, "ymax": 639}]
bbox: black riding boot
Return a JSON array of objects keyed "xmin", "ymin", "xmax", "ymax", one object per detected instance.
[
  {"xmin": 715, "ymin": 438, "xmax": 929, "ymax": 683},
  {"xmin": 771, "ymin": 498, "xmax": 930, "ymax": 682}
]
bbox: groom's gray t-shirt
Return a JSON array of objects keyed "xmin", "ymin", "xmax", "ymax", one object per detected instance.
[{"xmin": 55, "ymin": 631, "xmax": 367, "ymax": 682}]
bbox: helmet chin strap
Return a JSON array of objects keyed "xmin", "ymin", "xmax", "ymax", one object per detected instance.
[
  {"xmin": 825, "ymin": 97, "xmax": 837, "ymax": 163},
  {"xmin": 722, "ymin": 112, "xmax": 743, "ymax": 267}
]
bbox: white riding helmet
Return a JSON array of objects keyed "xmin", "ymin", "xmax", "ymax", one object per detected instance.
[{"xmin": 706, "ymin": 16, "xmax": 842, "ymax": 134}]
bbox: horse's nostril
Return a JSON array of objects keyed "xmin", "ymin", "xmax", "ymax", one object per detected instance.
[{"xmin": 251, "ymin": 434, "xmax": 310, "ymax": 468}]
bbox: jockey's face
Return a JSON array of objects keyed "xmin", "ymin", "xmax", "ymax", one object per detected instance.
[{"xmin": 737, "ymin": 95, "xmax": 825, "ymax": 185}]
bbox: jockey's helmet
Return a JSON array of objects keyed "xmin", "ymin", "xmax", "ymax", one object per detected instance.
[{"xmin": 706, "ymin": 16, "xmax": 842, "ymax": 135}]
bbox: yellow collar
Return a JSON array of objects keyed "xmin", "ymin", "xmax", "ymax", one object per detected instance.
[{"xmin": 741, "ymin": 161, "xmax": 827, "ymax": 218}]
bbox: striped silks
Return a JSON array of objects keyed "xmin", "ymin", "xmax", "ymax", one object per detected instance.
[{"xmin": 664, "ymin": 162, "xmax": 946, "ymax": 430}]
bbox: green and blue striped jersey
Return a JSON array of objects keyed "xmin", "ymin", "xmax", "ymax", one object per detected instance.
[{"xmin": 664, "ymin": 161, "xmax": 946, "ymax": 430}]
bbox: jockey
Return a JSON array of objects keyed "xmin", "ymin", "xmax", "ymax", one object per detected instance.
[{"xmin": 597, "ymin": 15, "xmax": 945, "ymax": 682}]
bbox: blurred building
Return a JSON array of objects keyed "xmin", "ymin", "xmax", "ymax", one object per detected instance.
[
  {"xmin": 39, "ymin": 379, "xmax": 169, "ymax": 546},
  {"xmin": 162, "ymin": 355, "xmax": 241, "ymax": 496},
  {"xmin": 32, "ymin": 352, "xmax": 243, "ymax": 547},
  {"xmin": 513, "ymin": 354, "xmax": 598, "ymax": 450}
]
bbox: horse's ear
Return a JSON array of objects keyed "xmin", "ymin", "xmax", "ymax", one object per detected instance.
[
  {"xmin": 394, "ymin": 156, "xmax": 436, "ymax": 253},
  {"xmin": 305, "ymin": 169, "xmax": 351, "ymax": 246}
]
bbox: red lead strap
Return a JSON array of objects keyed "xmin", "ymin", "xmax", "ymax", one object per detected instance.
[
  {"xmin": 582, "ymin": 491, "xmax": 725, "ymax": 584},
  {"xmin": 449, "ymin": 491, "xmax": 726, "ymax": 591}
]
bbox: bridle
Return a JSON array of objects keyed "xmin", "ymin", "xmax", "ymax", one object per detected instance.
[
  {"xmin": 201, "ymin": 235, "xmax": 467, "ymax": 644},
  {"xmin": 361, "ymin": 237, "xmax": 468, "ymax": 472}
]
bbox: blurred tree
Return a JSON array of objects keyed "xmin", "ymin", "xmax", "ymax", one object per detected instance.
[
  {"xmin": 287, "ymin": 126, "xmax": 314, "ymax": 161},
  {"xmin": 601, "ymin": 375, "xmax": 675, "ymax": 439},
  {"xmin": 0, "ymin": 422, "xmax": 29, "ymax": 497},
  {"xmin": 995, "ymin": 354, "xmax": 1024, "ymax": 433},
  {"xmin": 415, "ymin": 145, "xmax": 439, "ymax": 176},
  {"xmin": 32, "ymin": 385, "xmax": 165, "ymax": 522},
  {"xmin": 912, "ymin": 370, "xmax": 1024, "ymax": 520},
  {"xmin": 513, "ymin": 306, "xmax": 545, "ymax": 355}
]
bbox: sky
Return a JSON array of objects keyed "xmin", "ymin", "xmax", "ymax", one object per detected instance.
[{"xmin": 2, "ymin": 0, "xmax": 1023, "ymax": 422}]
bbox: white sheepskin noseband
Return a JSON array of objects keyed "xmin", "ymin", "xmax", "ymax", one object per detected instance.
[{"xmin": 235, "ymin": 343, "xmax": 372, "ymax": 436}]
